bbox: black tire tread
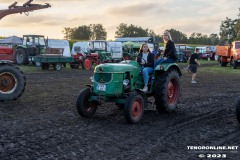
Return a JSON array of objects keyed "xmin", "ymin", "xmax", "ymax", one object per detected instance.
[
  {"xmin": 155, "ymin": 70, "xmax": 181, "ymax": 114},
  {"xmin": 76, "ymin": 88, "xmax": 97, "ymax": 117},
  {"xmin": 0, "ymin": 64, "xmax": 26, "ymax": 102},
  {"xmin": 124, "ymin": 92, "xmax": 144, "ymax": 123}
]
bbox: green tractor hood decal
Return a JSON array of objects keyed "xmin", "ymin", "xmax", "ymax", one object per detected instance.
[{"xmin": 95, "ymin": 61, "xmax": 139, "ymax": 73}]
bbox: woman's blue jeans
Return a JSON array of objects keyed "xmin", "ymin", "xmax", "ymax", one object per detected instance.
[
  {"xmin": 142, "ymin": 67, "xmax": 153, "ymax": 85},
  {"xmin": 154, "ymin": 57, "xmax": 175, "ymax": 68}
]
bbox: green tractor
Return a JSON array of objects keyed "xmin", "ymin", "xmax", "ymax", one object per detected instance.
[
  {"xmin": 79, "ymin": 40, "xmax": 113, "ymax": 70},
  {"xmin": 88, "ymin": 40, "xmax": 113, "ymax": 63},
  {"xmin": 15, "ymin": 35, "xmax": 46, "ymax": 64},
  {"xmin": 122, "ymin": 41, "xmax": 141, "ymax": 60},
  {"xmin": 76, "ymin": 59, "xmax": 182, "ymax": 123}
]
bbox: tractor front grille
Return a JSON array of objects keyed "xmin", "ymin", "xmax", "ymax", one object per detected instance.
[{"xmin": 94, "ymin": 73, "xmax": 112, "ymax": 83}]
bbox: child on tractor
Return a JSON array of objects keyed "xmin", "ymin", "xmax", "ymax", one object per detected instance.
[{"xmin": 136, "ymin": 43, "xmax": 155, "ymax": 92}]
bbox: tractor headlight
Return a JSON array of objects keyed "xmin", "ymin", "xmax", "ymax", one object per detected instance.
[
  {"xmin": 123, "ymin": 79, "xmax": 130, "ymax": 86},
  {"xmin": 90, "ymin": 76, "xmax": 94, "ymax": 82}
]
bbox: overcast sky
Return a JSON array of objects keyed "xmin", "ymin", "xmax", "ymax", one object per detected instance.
[{"xmin": 0, "ymin": 0, "xmax": 239, "ymax": 40}]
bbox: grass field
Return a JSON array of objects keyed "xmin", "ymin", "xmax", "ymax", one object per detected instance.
[
  {"xmin": 17, "ymin": 59, "xmax": 240, "ymax": 75},
  {"xmin": 177, "ymin": 59, "xmax": 240, "ymax": 74}
]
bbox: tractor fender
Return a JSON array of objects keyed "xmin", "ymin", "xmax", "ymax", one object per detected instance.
[
  {"xmin": 168, "ymin": 65, "xmax": 182, "ymax": 77},
  {"xmin": 16, "ymin": 45, "xmax": 27, "ymax": 49},
  {"xmin": 16, "ymin": 46, "xmax": 29, "ymax": 55},
  {"xmin": 155, "ymin": 63, "xmax": 182, "ymax": 76},
  {"xmin": 134, "ymin": 88, "xmax": 145, "ymax": 94},
  {"xmin": 85, "ymin": 84, "xmax": 93, "ymax": 88}
]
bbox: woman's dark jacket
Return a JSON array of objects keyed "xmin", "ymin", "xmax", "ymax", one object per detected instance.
[
  {"xmin": 137, "ymin": 52, "xmax": 155, "ymax": 68},
  {"xmin": 164, "ymin": 40, "xmax": 177, "ymax": 61}
]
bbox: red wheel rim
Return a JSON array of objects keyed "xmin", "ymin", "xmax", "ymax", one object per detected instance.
[
  {"xmin": 167, "ymin": 78, "xmax": 178, "ymax": 105},
  {"xmin": 84, "ymin": 59, "xmax": 92, "ymax": 70},
  {"xmin": 131, "ymin": 100, "xmax": 142, "ymax": 119},
  {"xmin": 0, "ymin": 72, "xmax": 17, "ymax": 93}
]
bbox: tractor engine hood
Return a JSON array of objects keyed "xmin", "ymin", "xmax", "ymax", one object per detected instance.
[{"xmin": 94, "ymin": 61, "xmax": 140, "ymax": 73}]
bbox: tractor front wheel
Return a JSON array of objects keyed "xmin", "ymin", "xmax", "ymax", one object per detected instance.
[
  {"xmin": 236, "ymin": 99, "xmax": 240, "ymax": 123},
  {"xmin": 76, "ymin": 88, "xmax": 98, "ymax": 117},
  {"xmin": 82, "ymin": 58, "xmax": 92, "ymax": 70},
  {"xmin": 124, "ymin": 92, "xmax": 144, "ymax": 123},
  {"xmin": 155, "ymin": 69, "xmax": 181, "ymax": 113},
  {"xmin": 0, "ymin": 64, "xmax": 26, "ymax": 101},
  {"xmin": 15, "ymin": 48, "xmax": 28, "ymax": 65}
]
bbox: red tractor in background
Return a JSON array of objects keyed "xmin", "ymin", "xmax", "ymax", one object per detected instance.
[{"xmin": 70, "ymin": 40, "xmax": 113, "ymax": 70}]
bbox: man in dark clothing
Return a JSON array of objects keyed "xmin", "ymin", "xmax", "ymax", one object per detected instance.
[{"xmin": 188, "ymin": 48, "xmax": 201, "ymax": 83}]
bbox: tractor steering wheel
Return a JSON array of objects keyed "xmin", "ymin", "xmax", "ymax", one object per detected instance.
[{"xmin": 138, "ymin": 57, "xmax": 147, "ymax": 67}]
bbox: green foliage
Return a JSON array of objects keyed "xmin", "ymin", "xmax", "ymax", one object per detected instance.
[
  {"xmin": 115, "ymin": 23, "xmax": 155, "ymax": 38},
  {"xmin": 166, "ymin": 29, "xmax": 188, "ymax": 44},
  {"xmin": 219, "ymin": 17, "xmax": 238, "ymax": 44},
  {"xmin": 62, "ymin": 24, "xmax": 107, "ymax": 41},
  {"xmin": 72, "ymin": 25, "xmax": 92, "ymax": 40},
  {"xmin": 188, "ymin": 33, "xmax": 220, "ymax": 45},
  {"xmin": 90, "ymin": 24, "xmax": 107, "ymax": 40},
  {"xmin": 68, "ymin": 39, "xmax": 78, "ymax": 50}
]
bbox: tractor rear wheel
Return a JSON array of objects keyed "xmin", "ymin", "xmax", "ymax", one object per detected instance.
[
  {"xmin": 82, "ymin": 58, "xmax": 92, "ymax": 70},
  {"xmin": 124, "ymin": 92, "xmax": 144, "ymax": 123},
  {"xmin": 0, "ymin": 64, "xmax": 26, "ymax": 101},
  {"xmin": 15, "ymin": 48, "xmax": 28, "ymax": 65},
  {"xmin": 155, "ymin": 69, "xmax": 181, "ymax": 113},
  {"xmin": 236, "ymin": 99, "xmax": 240, "ymax": 123},
  {"xmin": 76, "ymin": 88, "xmax": 98, "ymax": 117}
]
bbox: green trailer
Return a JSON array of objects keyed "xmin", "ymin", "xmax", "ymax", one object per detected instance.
[{"xmin": 28, "ymin": 55, "xmax": 75, "ymax": 70}]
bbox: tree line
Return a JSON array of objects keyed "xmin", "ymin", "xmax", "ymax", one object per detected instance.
[{"xmin": 63, "ymin": 9, "xmax": 240, "ymax": 45}]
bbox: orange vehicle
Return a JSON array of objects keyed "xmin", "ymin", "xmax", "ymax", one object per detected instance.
[{"xmin": 216, "ymin": 41, "xmax": 240, "ymax": 69}]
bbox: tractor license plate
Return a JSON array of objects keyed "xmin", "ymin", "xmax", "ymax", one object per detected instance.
[{"xmin": 97, "ymin": 84, "xmax": 106, "ymax": 91}]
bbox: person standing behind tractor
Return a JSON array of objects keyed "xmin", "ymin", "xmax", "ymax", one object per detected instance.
[
  {"xmin": 188, "ymin": 48, "xmax": 201, "ymax": 83},
  {"xmin": 136, "ymin": 43, "xmax": 155, "ymax": 92},
  {"xmin": 154, "ymin": 31, "xmax": 177, "ymax": 68}
]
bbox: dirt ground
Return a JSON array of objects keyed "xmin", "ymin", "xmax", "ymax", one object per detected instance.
[{"xmin": 0, "ymin": 63, "xmax": 240, "ymax": 160}]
